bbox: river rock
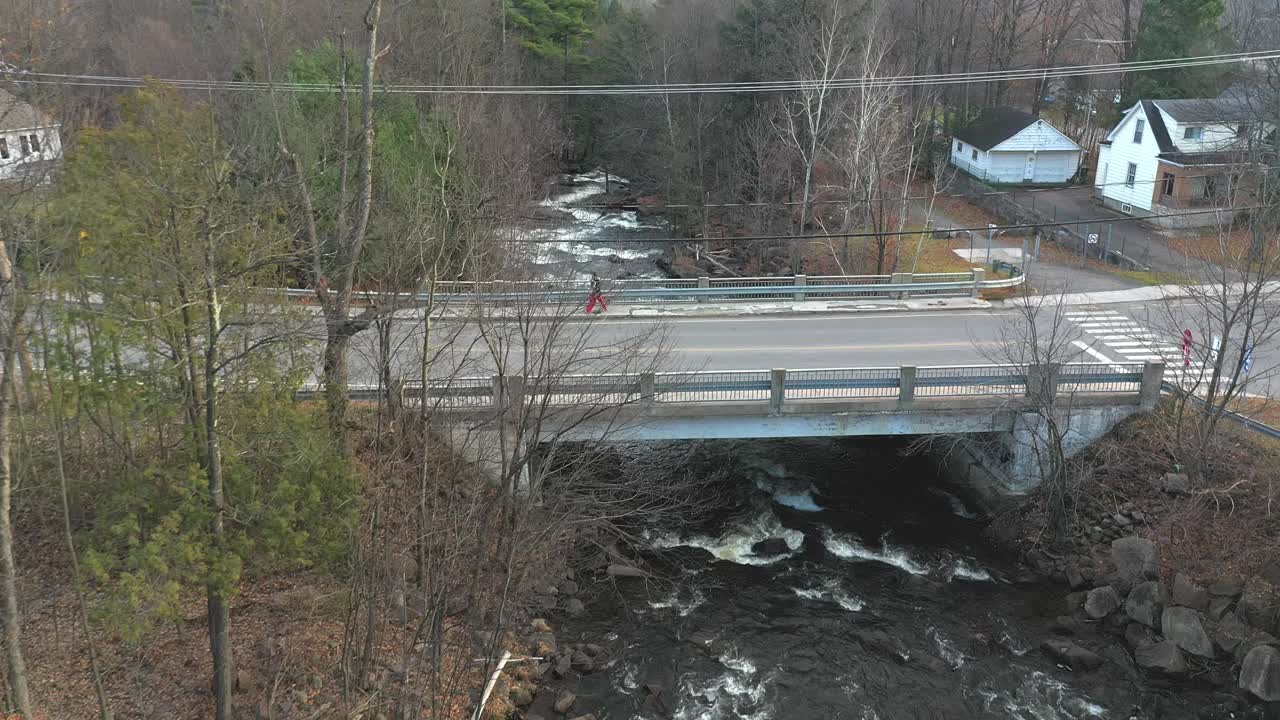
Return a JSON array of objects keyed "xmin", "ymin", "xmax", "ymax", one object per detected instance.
[
  {"xmin": 1161, "ymin": 607, "xmax": 1214, "ymax": 658},
  {"xmin": 1125, "ymin": 581, "xmax": 1167, "ymax": 629},
  {"xmin": 1066, "ymin": 566, "xmax": 1086, "ymax": 590},
  {"xmin": 559, "ymin": 579, "xmax": 579, "ymax": 596},
  {"xmin": 1216, "ymin": 613, "xmax": 1252, "ymax": 655},
  {"xmin": 531, "ymin": 618, "xmax": 553, "ymax": 634},
  {"xmin": 563, "ymin": 598, "xmax": 586, "ymax": 617},
  {"xmin": 606, "ymin": 564, "xmax": 645, "ymax": 578},
  {"xmin": 1239, "ymin": 645, "xmax": 1280, "ymax": 702},
  {"xmin": 1111, "ymin": 538, "xmax": 1159, "ymax": 589},
  {"xmin": 1235, "ymin": 629, "xmax": 1280, "ymax": 664},
  {"xmin": 1207, "ymin": 596, "xmax": 1236, "ymax": 621},
  {"xmin": 571, "ymin": 650, "xmax": 594, "ymax": 673},
  {"xmin": 1084, "ymin": 586, "xmax": 1122, "ymax": 620},
  {"xmin": 1238, "ymin": 576, "xmax": 1280, "ymax": 633},
  {"xmin": 511, "ymin": 686, "xmax": 534, "ymax": 707},
  {"xmin": 1041, "ymin": 639, "xmax": 1104, "ymax": 670},
  {"xmin": 1125, "ymin": 622, "xmax": 1156, "ymax": 651},
  {"xmin": 1171, "ymin": 574, "xmax": 1209, "ymax": 612},
  {"xmin": 1157, "ymin": 472, "xmax": 1191, "ymax": 495},
  {"xmin": 554, "ymin": 689, "xmax": 577, "ymax": 714},
  {"xmin": 1209, "ymin": 578, "xmax": 1245, "ymax": 598},
  {"xmin": 1134, "ymin": 640, "xmax": 1188, "ymax": 676},
  {"xmin": 751, "ymin": 538, "xmax": 791, "ymax": 556}
]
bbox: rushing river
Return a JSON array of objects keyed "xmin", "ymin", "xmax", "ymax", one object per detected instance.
[
  {"xmin": 524, "ymin": 170, "xmax": 669, "ymax": 281},
  {"xmin": 549, "ymin": 438, "xmax": 1219, "ymax": 720}
]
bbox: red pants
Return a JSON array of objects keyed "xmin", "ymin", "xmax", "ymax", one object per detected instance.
[{"xmin": 586, "ymin": 292, "xmax": 608, "ymax": 313}]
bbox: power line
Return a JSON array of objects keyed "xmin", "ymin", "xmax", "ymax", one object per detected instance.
[
  {"xmin": 555, "ymin": 164, "xmax": 1280, "ymax": 212},
  {"xmin": 7, "ymin": 50, "xmax": 1279, "ymax": 96},
  {"xmin": 497, "ymin": 205, "xmax": 1268, "ymax": 243}
]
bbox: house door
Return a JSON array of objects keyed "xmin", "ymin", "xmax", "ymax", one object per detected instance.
[{"xmin": 1023, "ymin": 154, "xmax": 1036, "ymax": 181}]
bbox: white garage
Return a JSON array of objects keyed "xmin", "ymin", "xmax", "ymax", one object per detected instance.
[{"xmin": 951, "ymin": 107, "xmax": 1082, "ymax": 185}]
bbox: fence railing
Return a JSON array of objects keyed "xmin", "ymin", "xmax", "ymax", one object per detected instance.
[
  {"xmin": 312, "ymin": 362, "xmax": 1161, "ymax": 412},
  {"xmin": 276, "ymin": 270, "xmax": 1025, "ymax": 307}
]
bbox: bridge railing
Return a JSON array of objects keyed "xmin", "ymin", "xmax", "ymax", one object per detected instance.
[
  {"xmin": 323, "ymin": 362, "xmax": 1162, "ymax": 412},
  {"xmin": 278, "ymin": 270, "xmax": 1024, "ymax": 306}
]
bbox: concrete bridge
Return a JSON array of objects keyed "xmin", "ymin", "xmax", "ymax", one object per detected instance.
[{"xmin": 356, "ymin": 361, "xmax": 1166, "ymax": 497}]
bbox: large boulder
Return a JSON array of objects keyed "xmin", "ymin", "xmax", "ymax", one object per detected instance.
[
  {"xmin": 1238, "ymin": 576, "xmax": 1279, "ymax": 634},
  {"xmin": 1134, "ymin": 640, "xmax": 1188, "ymax": 676},
  {"xmin": 1234, "ymin": 630, "xmax": 1279, "ymax": 664},
  {"xmin": 1216, "ymin": 613, "xmax": 1252, "ymax": 655},
  {"xmin": 1084, "ymin": 586, "xmax": 1123, "ymax": 620},
  {"xmin": 1239, "ymin": 645, "xmax": 1280, "ymax": 702},
  {"xmin": 1125, "ymin": 581, "xmax": 1167, "ymax": 629},
  {"xmin": 1161, "ymin": 607, "xmax": 1214, "ymax": 658},
  {"xmin": 1156, "ymin": 472, "xmax": 1191, "ymax": 495},
  {"xmin": 1111, "ymin": 538, "xmax": 1159, "ymax": 590},
  {"xmin": 1171, "ymin": 574, "xmax": 1209, "ymax": 612},
  {"xmin": 1125, "ymin": 623, "xmax": 1157, "ymax": 651},
  {"xmin": 1041, "ymin": 639, "xmax": 1104, "ymax": 671}
]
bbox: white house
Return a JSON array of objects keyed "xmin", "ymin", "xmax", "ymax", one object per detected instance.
[
  {"xmin": 0, "ymin": 88, "xmax": 62, "ymax": 182},
  {"xmin": 1093, "ymin": 97, "xmax": 1273, "ymax": 228},
  {"xmin": 950, "ymin": 107, "xmax": 1082, "ymax": 184}
]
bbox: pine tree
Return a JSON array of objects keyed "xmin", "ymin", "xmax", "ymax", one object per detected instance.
[
  {"xmin": 506, "ymin": 0, "xmax": 600, "ymax": 79},
  {"xmin": 1130, "ymin": 0, "xmax": 1228, "ymax": 99}
]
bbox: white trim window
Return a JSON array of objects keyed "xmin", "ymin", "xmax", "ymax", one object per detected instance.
[
  {"xmin": 956, "ymin": 141, "xmax": 963, "ymax": 153},
  {"xmin": 19, "ymin": 135, "xmax": 30, "ymax": 156},
  {"xmin": 1183, "ymin": 126, "xmax": 1203, "ymax": 140},
  {"xmin": 1126, "ymin": 163, "xmax": 1137, "ymax": 187},
  {"xmin": 1133, "ymin": 118, "xmax": 1145, "ymax": 144},
  {"xmin": 971, "ymin": 148, "xmax": 978, "ymax": 161},
  {"xmin": 0, "ymin": 137, "xmax": 8, "ymax": 160}
]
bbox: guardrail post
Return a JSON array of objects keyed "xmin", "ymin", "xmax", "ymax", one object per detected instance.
[
  {"xmin": 891, "ymin": 272, "xmax": 912, "ymax": 299},
  {"xmin": 640, "ymin": 372, "xmax": 656, "ymax": 402},
  {"xmin": 697, "ymin": 276, "xmax": 709, "ymax": 304},
  {"xmin": 793, "ymin": 275, "xmax": 807, "ymax": 301},
  {"xmin": 1139, "ymin": 361, "xmax": 1165, "ymax": 410},
  {"xmin": 770, "ymin": 368, "xmax": 786, "ymax": 413},
  {"xmin": 971, "ymin": 268, "xmax": 985, "ymax": 298},
  {"xmin": 899, "ymin": 366, "xmax": 916, "ymax": 404}
]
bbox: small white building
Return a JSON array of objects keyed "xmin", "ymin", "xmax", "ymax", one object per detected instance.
[
  {"xmin": 1094, "ymin": 97, "xmax": 1272, "ymax": 228},
  {"xmin": 951, "ymin": 107, "xmax": 1082, "ymax": 184},
  {"xmin": 0, "ymin": 88, "xmax": 62, "ymax": 182}
]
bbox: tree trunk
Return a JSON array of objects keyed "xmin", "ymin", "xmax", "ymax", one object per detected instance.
[
  {"xmin": 203, "ymin": 237, "xmax": 234, "ymax": 720},
  {"xmin": 0, "ymin": 238, "xmax": 32, "ymax": 719},
  {"xmin": 324, "ymin": 326, "xmax": 353, "ymax": 456}
]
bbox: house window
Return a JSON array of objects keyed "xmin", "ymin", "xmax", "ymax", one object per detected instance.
[
  {"xmin": 19, "ymin": 135, "xmax": 30, "ymax": 156},
  {"xmin": 971, "ymin": 148, "xmax": 979, "ymax": 161},
  {"xmin": 956, "ymin": 141, "xmax": 963, "ymax": 153},
  {"xmin": 1126, "ymin": 163, "xmax": 1137, "ymax": 187},
  {"xmin": 1161, "ymin": 173, "xmax": 1176, "ymax": 197},
  {"xmin": 1133, "ymin": 118, "xmax": 1145, "ymax": 144},
  {"xmin": 28, "ymin": 134, "xmax": 40, "ymax": 153},
  {"xmin": 1183, "ymin": 126, "xmax": 1203, "ymax": 140},
  {"xmin": 0, "ymin": 138, "xmax": 8, "ymax": 160}
]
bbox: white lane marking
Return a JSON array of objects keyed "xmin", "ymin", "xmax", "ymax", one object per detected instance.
[
  {"xmin": 1073, "ymin": 341, "xmax": 1122, "ymax": 367},
  {"xmin": 1099, "ymin": 334, "xmax": 1157, "ymax": 341},
  {"xmin": 1105, "ymin": 341, "xmax": 1150, "ymax": 348}
]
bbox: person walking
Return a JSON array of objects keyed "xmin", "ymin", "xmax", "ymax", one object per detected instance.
[{"xmin": 586, "ymin": 273, "xmax": 608, "ymax": 314}]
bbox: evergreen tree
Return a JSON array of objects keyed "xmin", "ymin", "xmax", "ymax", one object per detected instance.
[
  {"xmin": 506, "ymin": 0, "xmax": 600, "ymax": 78},
  {"xmin": 1130, "ymin": 0, "xmax": 1228, "ymax": 99}
]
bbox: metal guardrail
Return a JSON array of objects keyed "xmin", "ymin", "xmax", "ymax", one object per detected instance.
[
  {"xmin": 303, "ymin": 362, "xmax": 1157, "ymax": 411},
  {"xmin": 1160, "ymin": 382, "xmax": 1280, "ymax": 441},
  {"xmin": 277, "ymin": 270, "xmax": 1024, "ymax": 306}
]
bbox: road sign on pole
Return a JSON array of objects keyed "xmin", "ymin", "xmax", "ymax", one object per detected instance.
[
  {"xmin": 1087, "ymin": 233, "xmax": 1099, "ymax": 244},
  {"xmin": 1182, "ymin": 329, "xmax": 1194, "ymax": 368},
  {"xmin": 1243, "ymin": 344, "xmax": 1255, "ymax": 374}
]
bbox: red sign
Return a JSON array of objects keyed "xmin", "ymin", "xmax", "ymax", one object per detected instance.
[{"xmin": 1182, "ymin": 329, "xmax": 1193, "ymax": 367}]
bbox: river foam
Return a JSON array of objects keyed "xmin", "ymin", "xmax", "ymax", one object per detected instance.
[{"xmin": 650, "ymin": 511, "xmax": 804, "ymax": 566}]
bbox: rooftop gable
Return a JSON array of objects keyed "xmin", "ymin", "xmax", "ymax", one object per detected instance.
[
  {"xmin": 953, "ymin": 107, "xmax": 1039, "ymax": 152},
  {"xmin": 0, "ymin": 88, "xmax": 57, "ymax": 132}
]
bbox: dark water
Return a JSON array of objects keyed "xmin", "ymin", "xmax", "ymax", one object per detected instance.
[{"xmin": 552, "ymin": 438, "xmax": 1222, "ymax": 720}]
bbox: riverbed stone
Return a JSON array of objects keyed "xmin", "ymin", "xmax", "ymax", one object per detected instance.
[
  {"xmin": 1158, "ymin": 472, "xmax": 1191, "ymax": 495},
  {"xmin": 554, "ymin": 690, "xmax": 577, "ymax": 714},
  {"xmin": 1134, "ymin": 640, "xmax": 1188, "ymax": 676},
  {"xmin": 1239, "ymin": 645, "xmax": 1280, "ymax": 702},
  {"xmin": 1217, "ymin": 613, "xmax": 1252, "ymax": 655},
  {"xmin": 1041, "ymin": 639, "xmax": 1104, "ymax": 671},
  {"xmin": 1161, "ymin": 607, "xmax": 1214, "ymax": 658},
  {"xmin": 1234, "ymin": 629, "xmax": 1279, "ymax": 664},
  {"xmin": 1171, "ymin": 574, "xmax": 1210, "ymax": 612},
  {"xmin": 1207, "ymin": 596, "xmax": 1236, "ymax": 621},
  {"xmin": 563, "ymin": 598, "xmax": 586, "ymax": 617},
  {"xmin": 1084, "ymin": 586, "xmax": 1122, "ymax": 620},
  {"xmin": 1111, "ymin": 538, "xmax": 1159, "ymax": 589},
  {"xmin": 1125, "ymin": 581, "xmax": 1167, "ymax": 629},
  {"xmin": 1209, "ymin": 578, "xmax": 1245, "ymax": 598},
  {"xmin": 1238, "ymin": 576, "xmax": 1280, "ymax": 634},
  {"xmin": 1125, "ymin": 622, "xmax": 1157, "ymax": 651}
]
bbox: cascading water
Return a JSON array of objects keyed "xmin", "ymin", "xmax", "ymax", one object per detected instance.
[{"xmin": 548, "ymin": 438, "xmax": 1218, "ymax": 720}]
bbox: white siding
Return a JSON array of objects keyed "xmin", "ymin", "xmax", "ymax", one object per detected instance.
[
  {"xmin": 989, "ymin": 120, "xmax": 1081, "ymax": 153},
  {"xmin": 0, "ymin": 124, "xmax": 62, "ymax": 181},
  {"xmin": 1031, "ymin": 151, "xmax": 1080, "ymax": 183},
  {"xmin": 951, "ymin": 140, "xmax": 991, "ymax": 179},
  {"xmin": 1096, "ymin": 105, "xmax": 1159, "ymax": 212},
  {"xmin": 1156, "ymin": 108, "xmax": 1239, "ymax": 153},
  {"xmin": 987, "ymin": 152, "xmax": 1024, "ymax": 183}
]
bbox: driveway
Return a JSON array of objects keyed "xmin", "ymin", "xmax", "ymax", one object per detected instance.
[{"xmin": 1007, "ymin": 189, "xmax": 1197, "ymax": 276}]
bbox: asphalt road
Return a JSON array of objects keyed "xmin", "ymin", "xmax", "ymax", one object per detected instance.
[{"xmin": 335, "ymin": 301, "xmax": 1275, "ymax": 398}]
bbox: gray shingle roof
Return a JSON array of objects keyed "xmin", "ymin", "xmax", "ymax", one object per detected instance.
[
  {"xmin": 953, "ymin": 107, "xmax": 1038, "ymax": 152},
  {"xmin": 1150, "ymin": 98, "xmax": 1252, "ymax": 124},
  {"xmin": 0, "ymin": 88, "xmax": 55, "ymax": 132},
  {"xmin": 1140, "ymin": 100, "xmax": 1177, "ymax": 154}
]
